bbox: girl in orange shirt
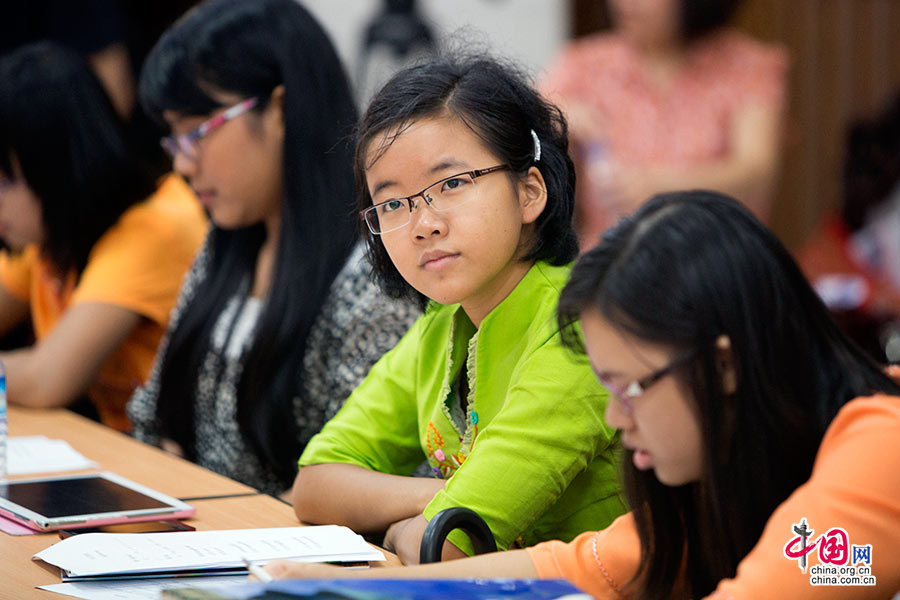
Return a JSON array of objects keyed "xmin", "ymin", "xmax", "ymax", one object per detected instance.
[
  {"xmin": 0, "ymin": 42, "xmax": 206, "ymax": 430},
  {"xmin": 261, "ymin": 191, "xmax": 900, "ymax": 599}
]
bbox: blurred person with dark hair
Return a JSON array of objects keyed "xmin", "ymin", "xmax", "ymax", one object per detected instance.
[
  {"xmin": 127, "ymin": 0, "xmax": 420, "ymax": 496},
  {"xmin": 0, "ymin": 42, "xmax": 206, "ymax": 431},
  {"xmin": 1, "ymin": 0, "xmax": 135, "ymax": 118},
  {"xmin": 797, "ymin": 92, "xmax": 900, "ymax": 361},
  {"xmin": 542, "ymin": 0, "xmax": 787, "ymax": 248},
  {"xmin": 0, "ymin": 1, "xmax": 203, "ymax": 182}
]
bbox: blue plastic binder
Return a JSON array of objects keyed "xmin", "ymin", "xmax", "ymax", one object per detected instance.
[{"xmin": 161, "ymin": 577, "xmax": 589, "ymax": 599}]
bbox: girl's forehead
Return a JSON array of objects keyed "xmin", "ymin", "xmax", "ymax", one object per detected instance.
[
  {"xmin": 161, "ymin": 88, "xmax": 245, "ymax": 128},
  {"xmin": 582, "ymin": 310, "xmax": 674, "ymax": 372},
  {"xmin": 363, "ymin": 116, "xmax": 492, "ymax": 171}
]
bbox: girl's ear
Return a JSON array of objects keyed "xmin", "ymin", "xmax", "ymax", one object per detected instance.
[
  {"xmin": 265, "ymin": 85, "xmax": 286, "ymax": 137},
  {"xmin": 518, "ymin": 166, "xmax": 548, "ymax": 225},
  {"xmin": 715, "ymin": 334, "xmax": 737, "ymax": 395}
]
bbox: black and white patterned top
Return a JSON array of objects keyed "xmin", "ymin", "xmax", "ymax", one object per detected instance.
[{"xmin": 127, "ymin": 240, "xmax": 421, "ymax": 495}]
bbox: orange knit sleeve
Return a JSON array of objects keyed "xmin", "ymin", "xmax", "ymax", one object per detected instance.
[
  {"xmin": 527, "ymin": 511, "xmax": 641, "ymax": 599},
  {"xmin": 708, "ymin": 396, "xmax": 900, "ymax": 598}
]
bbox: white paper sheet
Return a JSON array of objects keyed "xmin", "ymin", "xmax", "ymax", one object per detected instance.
[
  {"xmin": 38, "ymin": 575, "xmax": 246, "ymax": 599},
  {"xmin": 8, "ymin": 436, "xmax": 97, "ymax": 475},
  {"xmin": 34, "ymin": 525, "xmax": 384, "ymax": 578}
]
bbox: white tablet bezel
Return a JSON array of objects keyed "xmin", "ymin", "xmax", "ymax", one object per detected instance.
[{"xmin": 0, "ymin": 472, "xmax": 195, "ymax": 531}]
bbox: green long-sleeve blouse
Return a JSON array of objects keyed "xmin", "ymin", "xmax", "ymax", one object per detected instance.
[{"xmin": 299, "ymin": 261, "xmax": 626, "ymax": 554}]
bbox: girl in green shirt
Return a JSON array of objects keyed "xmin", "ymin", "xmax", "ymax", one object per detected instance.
[{"xmin": 293, "ymin": 52, "xmax": 626, "ymax": 564}]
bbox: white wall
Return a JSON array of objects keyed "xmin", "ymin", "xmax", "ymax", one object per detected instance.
[{"xmin": 299, "ymin": 0, "xmax": 570, "ymax": 103}]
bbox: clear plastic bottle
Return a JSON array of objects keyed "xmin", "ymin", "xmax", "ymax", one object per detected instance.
[{"xmin": 0, "ymin": 359, "xmax": 6, "ymax": 480}]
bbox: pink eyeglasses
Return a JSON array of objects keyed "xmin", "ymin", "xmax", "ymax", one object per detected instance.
[{"xmin": 161, "ymin": 97, "xmax": 259, "ymax": 160}]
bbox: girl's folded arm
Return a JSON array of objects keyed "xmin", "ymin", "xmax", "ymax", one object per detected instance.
[{"xmin": 292, "ymin": 463, "xmax": 444, "ymax": 533}]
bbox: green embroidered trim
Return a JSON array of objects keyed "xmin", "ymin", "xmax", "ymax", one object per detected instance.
[
  {"xmin": 438, "ymin": 316, "xmax": 458, "ymax": 436},
  {"xmin": 428, "ymin": 309, "xmax": 481, "ymax": 477},
  {"xmin": 460, "ymin": 329, "xmax": 480, "ymax": 456}
]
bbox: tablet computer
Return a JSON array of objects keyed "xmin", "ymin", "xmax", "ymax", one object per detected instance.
[{"xmin": 0, "ymin": 472, "xmax": 195, "ymax": 532}]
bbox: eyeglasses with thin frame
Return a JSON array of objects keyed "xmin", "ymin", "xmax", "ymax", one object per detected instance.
[
  {"xmin": 360, "ymin": 164, "xmax": 510, "ymax": 235},
  {"xmin": 160, "ymin": 97, "xmax": 259, "ymax": 160},
  {"xmin": 598, "ymin": 351, "xmax": 696, "ymax": 415}
]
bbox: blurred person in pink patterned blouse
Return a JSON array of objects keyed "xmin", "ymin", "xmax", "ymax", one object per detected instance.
[{"xmin": 542, "ymin": 0, "xmax": 788, "ymax": 249}]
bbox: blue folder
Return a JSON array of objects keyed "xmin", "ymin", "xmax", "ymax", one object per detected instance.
[{"xmin": 162, "ymin": 577, "xmax": 589, "ymax": 599}]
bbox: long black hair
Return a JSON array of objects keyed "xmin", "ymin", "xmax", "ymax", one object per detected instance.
[
  {"xmin": 139, "ymin": 0, "xmax": 358, "ymax": 485},
  {"xmin": 0, "ymin": 41, "xmax": 156, "ymax": 275},
  {"xmin": 354, "ymin": 51, "xmax": 578, "ymax": 303},
  {"xmin": 558, "ymin": 190, "xmax": 900, "ymax": 598}
]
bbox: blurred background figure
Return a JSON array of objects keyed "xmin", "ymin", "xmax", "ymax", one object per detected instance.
[
  {"xmin": 0, "ymin": 1, "xmax": 201, "ymax": 183},
  {"xmin": 797, "ymin": 92, "xmax": 900, "ymax": 363},
  {"xmin": 541, "ymin": 0, "xmax": 788, "ymax": 249},
  {"xmin": 0, "ymin": 0, "xmax": 137, "ymax": 119},
  {"xmin": 0, "ymin": 42, "xmax": 207, "ymax": 431},
  {"xmin": 301, "ymin": 0, "xmax": 567, "ymax": 110},
  {"xmin": 356, "ymin": 0, "xmax": 436, "ymax": 105}
]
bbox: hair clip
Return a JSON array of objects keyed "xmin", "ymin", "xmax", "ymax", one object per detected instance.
[{"xmin": 530, "ymin": 129, "xmax": 541, "ymax": 162}]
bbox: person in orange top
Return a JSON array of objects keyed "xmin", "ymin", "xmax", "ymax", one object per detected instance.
[
  {"xmin": 0, "ymin": 42, "xmax": 206, "ymax": 432},
  {"xmin": 260, "ymin": 191, "xmax": 900, "ymax": 599}
]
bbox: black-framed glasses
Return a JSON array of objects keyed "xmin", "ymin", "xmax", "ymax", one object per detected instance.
[
  {"xmin": 360, "ymin": 164, "xmax": 510, "ymax": 235},
  {"xmin": 160, "ymin": 97, "xmax": 259, "ymax": 160},
  {"xmin": 598, "ymin": 351, "xmax": 697, "ymax": 415}
]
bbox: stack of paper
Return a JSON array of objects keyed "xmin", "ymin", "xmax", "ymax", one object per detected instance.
[
  {"xmin": 9, "ymin": 436, "xmax": 97, "ymax": 475},
  {"xmin": 33, "ymin": 525, "xmax": 384, "ymax": 581},
  {"xmin": 38, "ymin": 575, "xmax": 247, "ymax": 600}
]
